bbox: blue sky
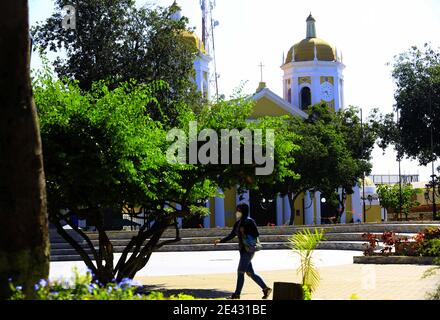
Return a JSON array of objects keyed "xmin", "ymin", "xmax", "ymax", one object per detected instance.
[{"xmin": 29, "ymin": 0, "xmax": 440, "ymax": 182}]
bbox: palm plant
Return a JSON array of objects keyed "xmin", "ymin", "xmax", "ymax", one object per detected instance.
[{"xmin": 287, "ymin": 228, "xmax": 325, "ymax": 293}]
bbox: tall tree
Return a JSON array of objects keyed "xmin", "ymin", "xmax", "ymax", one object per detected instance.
[
  {"xmin": 32, "ymin": 0, "xmax": 201, "ymax": 125},
  {"xmin": 260, "ymin": 103, "xmax": 375, "ymax": 225},
  {"xmin": 387, "ymin": 44, "xmax": 440, "ymax": 165},
  {"xmin": 34, "ymin": 72, "xmax": 298, "ymax": 285},
  {"xmin": 376, "ymin": 184, "xmax": 421, "ymax": 221},
  {"xmin": 0, "ymin": 1, "xmax": 49, "ymax": 299}
]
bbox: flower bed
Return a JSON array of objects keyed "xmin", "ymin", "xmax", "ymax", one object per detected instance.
[{"xmin": 358, "ymin": 227, "xmax": 440, "ymax": 263}]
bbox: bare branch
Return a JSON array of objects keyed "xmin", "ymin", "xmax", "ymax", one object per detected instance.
[
  {"xmin": 51, "ymin": 216, "xmax": 98, "ymax": 275},
  {"xmin": 61, "ymin": 212, "xmax": 100, "ymax": 263},
  {"xmin": 155, "ymin": 219, "xmax": 181, "ymax": 249}
]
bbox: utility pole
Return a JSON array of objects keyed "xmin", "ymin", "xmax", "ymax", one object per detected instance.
[
  {"xmin": 431, "ymin": 160, "xmax": 437, "ymax": 220},
  {"xmin": 429, "ymin": 88, "xmax": 438, "ymax": 220},
  {"xmin": 200, "ymin": 0, "xmax": 219, "ymax": 101},
  {"xmin": 361, "ymin": 108, "xmax": 366, "ymax": 223},
  {"xmin": 397, "ymin": 109, "xmax": 404, "ymax": 220}
]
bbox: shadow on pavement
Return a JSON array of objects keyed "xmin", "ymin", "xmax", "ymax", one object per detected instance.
[{"xmin": 137, "ymin": 285, "xmax": 231, "ymax": 299}]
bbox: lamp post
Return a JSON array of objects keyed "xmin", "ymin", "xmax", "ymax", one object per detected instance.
[
  {"xmin": 367, "ymin": 194, "xmax": 373, "ymax": 207},
  {"xmin": 424, "ymin": 178, "xmax": 439, "ymax": 220},
  {"xmin": 396, "ymin": 109, "xmax": 404, "ymax": 220},
  {"xmin": 360, "ymin": 108, "xmax": 366, "ymax": 223},
  {"xmin": 430, "ymin": 168, "xmax": 437, "ymax": 221},
  {"xmin": 428, "ymin": 82, "xmax": 438, "ymax": 220}
]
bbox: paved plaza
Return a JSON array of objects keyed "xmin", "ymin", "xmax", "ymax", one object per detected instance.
[
  {"xmin": 49, "ymin": 250, "xmax": 440, "ymax": 300},
  {"xmin": 138, "ymin": 264, "xmax": 439, "ymax": 300}
]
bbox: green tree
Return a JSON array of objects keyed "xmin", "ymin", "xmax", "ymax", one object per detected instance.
[
  {"xmin": 34, "ymin": 70, "xmax": 299, "ymax": 285},
  {"xmin": 376, "ymin": 184, "xmax": 421, "ymax": 221},
  {"xmin": 265, "ymin": 103, "xmax": 375, "ymax": 225},
  {"xmin": 380, "ymin": 44, "xmax": 440, "ymax": 165},
  {"xmin": 0, "ymin": 1, "xmax": 49, "ymax": 299},
  {"xmin": 32, "ymin": 0, "xmax": 202, "ymax": 124}
]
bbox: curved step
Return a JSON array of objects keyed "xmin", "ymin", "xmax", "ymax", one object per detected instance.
[{"xmin": 50, "ymin": 223, "xmax": 439, "ymax": 241}]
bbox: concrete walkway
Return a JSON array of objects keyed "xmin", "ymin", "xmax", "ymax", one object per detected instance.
[
  {"xmin": 135, "ymin": 264, "xmax": 439, "ymax": 300},
  {"xmin": 49, "ymin": 249, "xmax": 440, "ymax": 300}
]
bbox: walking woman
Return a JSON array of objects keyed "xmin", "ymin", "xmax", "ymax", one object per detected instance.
[{"xmin": 214, "ymin": 203, "xmax": 272, "ymax": 299}]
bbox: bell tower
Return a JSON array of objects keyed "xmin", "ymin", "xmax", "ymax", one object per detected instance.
[
  {"xmin": 281, "ymin": 14, "xmax": 345, "ymax": 111},
  {"xmin": 171, "ymin": 1, "xmax": 212, "ymax": 99}
]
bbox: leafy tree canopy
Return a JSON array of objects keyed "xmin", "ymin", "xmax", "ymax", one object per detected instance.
[
  {"xmin": 260, "ymin": 103, "xmax": 376, "ymax": 224},
  {"xmin": 32, "ymin": 0, "xmax": 202, "ymax": 125},
  {"xmin": 375, "ymin": 44, "xmax": 440, "ymax": 165},
  {"xmin": 33, "ymin": 66, "xmax": 299, "ymax": 283},
  {"xmin": 376, "ymin": 183, "xmax": 421, "ymax": 220}
]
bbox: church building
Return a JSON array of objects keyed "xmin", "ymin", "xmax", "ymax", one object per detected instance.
[{"xmin": 173, "ymin": 2, "xmax": 384, "ymax": 227}]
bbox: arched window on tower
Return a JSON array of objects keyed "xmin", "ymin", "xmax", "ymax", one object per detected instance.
[
  {"xmin": 287, "ymin": 88, "xmax": 292, "ymax": 104},
  {"xmin": 300, "ymin": 87, "xmax": 311, "ymax": 110}
]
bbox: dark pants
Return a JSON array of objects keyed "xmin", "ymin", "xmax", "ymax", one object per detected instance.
[{"xmin": 234, "ymin": 251, "xmax": 267, "ymax": 295}]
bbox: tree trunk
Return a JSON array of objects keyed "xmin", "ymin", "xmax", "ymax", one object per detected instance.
[
  {"xmin": 288, "ymin": 192, "xmax": 302, "ymax": 225},
  {"xmin": 116, "ymin": 217, "xmax": 173, "ymax": 281},
  {"xmin": 337, "ymin": 189, "xmax": 347, "ymax": 223},
  {"xmin": 0, "ymin": 1, "xmax": 49, "ymax": 299}
]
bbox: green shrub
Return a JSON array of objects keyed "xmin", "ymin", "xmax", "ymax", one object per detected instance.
[
  {"xmin": 418, "ymin": 238, "xmax": 440, "ymax": 257},
  {"xmin": 8, "ymin": 269, "xmax": 194, "ymax": 300}
]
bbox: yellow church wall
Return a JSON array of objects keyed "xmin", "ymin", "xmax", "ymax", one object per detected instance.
[
  {"xmin": 293, "ymin": 193, "xmax": 305, "ymax": 225},
  {"xmin": 250, "ymin": 97, "xmax": 291, "ymax": 118},
  {"xmin": 365, "ymin": 205, "xmax": 382, "ymax": 223},
  {"xmin": 224, "ymin": 187, "xmax": 237, "ymax": 227}
]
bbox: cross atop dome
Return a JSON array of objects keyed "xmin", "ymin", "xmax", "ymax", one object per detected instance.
[{"xmin": 306, "ymin": 12, "xmax": 317, "ymax": 38}]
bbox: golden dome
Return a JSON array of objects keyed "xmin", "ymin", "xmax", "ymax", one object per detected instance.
[
  {"xmin": 285, "ymin": 38, "xmax": 336, "ymax": 63},
  {"xmin": 170, "ymin": 2, "xmax": 206, "ymax": 55},
  {"xmin": 181, "ymin": 30, "xmax": 206, "ymax": 55},
  {"xmin": 284, "ymin": 14, "xmax": 337, "ymax": 64}
]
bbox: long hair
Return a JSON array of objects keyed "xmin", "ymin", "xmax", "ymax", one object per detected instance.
[{"xmin": 237, "ymin": 203, "xmax": 249, "ymax": 226}]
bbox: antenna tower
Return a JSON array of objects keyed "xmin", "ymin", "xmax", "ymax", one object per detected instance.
[{"xmin": 200, "ymin": 0, "xmax": 219, "ymax": 100}]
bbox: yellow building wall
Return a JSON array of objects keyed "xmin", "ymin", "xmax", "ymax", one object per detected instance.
[
  {"xmin": 365, "ymin": 205, "xmax": 382, "ymax": 223},
  {"xmin": 250, "ymin": 97, "xmax": 291, "ymax": 118},
  {"xmin": 293, "ymin": 193, "xmax": 305, "ymax": 225},
  {"xmin": 415, "ymin": 191, "xmax": 439, "ymax": 206}
]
